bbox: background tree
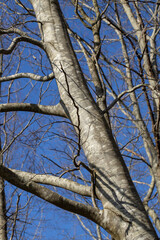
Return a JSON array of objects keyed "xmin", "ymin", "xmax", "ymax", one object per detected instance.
[{"xmin": 0, "ymin": 0, "xmax": 160, "ymax": 239}]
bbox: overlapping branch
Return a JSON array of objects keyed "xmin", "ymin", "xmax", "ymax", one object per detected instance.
[
  {"xmin": 0, "ymin": 165, "xmax": 102, "ymax": 225},
  {"xmin": 106, "ymin": 84, "xmax": 147, "ymax": 111},
  {"xmin": 9, "ymin": 168, "xmax": 91, "ymax": 197}
]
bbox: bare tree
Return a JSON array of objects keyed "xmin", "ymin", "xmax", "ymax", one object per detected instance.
[
  {"xmin": 0, "ymin": 42, "xmax": 7, "ymax": 240},
  {"xmin": 0, "ymin": 0, "xmax": 160, "ymax": 239}
]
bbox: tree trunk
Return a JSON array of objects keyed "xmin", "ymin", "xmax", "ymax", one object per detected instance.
[
  {"xmin": 0, "ymin": 53, "xmax": 7, "ymax": 240},
  {"xmin": 120, "ymin": 0, "xmax": 160, "ymax": 199},
  {"xmin": 0, "ymin": 170, "xmax": 7, "ymax": 240},
  {"xmin": 29, "ymin": 0, "xmax": 158, "ymax": 239}
]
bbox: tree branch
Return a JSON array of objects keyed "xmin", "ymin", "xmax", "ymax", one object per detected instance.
[
  {"xmin": 0, "ymin": 36, "xmax": 43, "ymax": 55},
  {"xmin": 0, "ymin": 72, "xmax": 55, "ymax": 83},
  {"xmin": 0, "ymin": 27, "xmax": 31, "ymax": 36},
  {"xmin": 0, "ymin": 165, "xmax": 102, "ymax": 225},
  {"xmin": 0, "ymin": 102, "xmax": 67, "ymax": 118},
  {"xmin": 9, "ymin": 169, "xmax": 91, "ymax": 197},
  {"xmin": 144, "ymin": 204, "xmax": 160, "ymax": 232},
  {"xmin": 106, "ymin": 84, "xmax": 148, "ymax": 111},
  {"xmin": 15, "ymin": 0, "xmax": 35, "ymax": 16}
]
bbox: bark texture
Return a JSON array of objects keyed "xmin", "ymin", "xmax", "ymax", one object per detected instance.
[
  {"xmin": 27, "ymin": 0, "xmax": 158, "ymax": 239},
  {"xmin": 0, "ymin": 152, "xmax": 7, "ymax": 240},
  {"xmin": 0, "ymin": 54, "xmax": 7, "ymax": 240}
]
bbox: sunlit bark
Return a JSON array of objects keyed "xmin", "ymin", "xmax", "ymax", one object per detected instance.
[
  {"xmin": 0, "ymin": 53, "xmax": 7, "ymax": 240},
  {"xmin": 25, "ymin": 0, "xmax": 158, "ymax": 239}
]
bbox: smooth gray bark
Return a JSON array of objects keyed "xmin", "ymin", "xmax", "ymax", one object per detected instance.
[
  {"xmin": 0, "ymin": 102, "xmax": 67, "ymax": 118},
  {"xmin": 25, "ymin": 0, "xmax": 158, "ymax": 239},
  {"xmin": 0, "ymin": 149, "xmax": 7, "ymax": 240},
  {"xmin": 0, "ymin": 53, "xmax": 7, "ymax": 240}
]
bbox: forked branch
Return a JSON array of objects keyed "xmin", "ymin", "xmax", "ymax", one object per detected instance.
[
  {"xmin": 0, "ymin": 165, "xmax": 102, "ymax": 225},
  {"xmin": 9, "ymin": 168, "xmax": 92, "ymax": 197}
]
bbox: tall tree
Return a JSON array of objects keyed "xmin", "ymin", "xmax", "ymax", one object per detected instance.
[
  {"xmin": 0, "ymin": 45, "xmax": 7, "ymax": 240},
  {"xmin": 0, "ymin": 0, "xmax": 160, "ymax": 239}
]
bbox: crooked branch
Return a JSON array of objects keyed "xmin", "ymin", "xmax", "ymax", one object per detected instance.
[
  {"xmin": 106, "ymin": 84, "xmax": 148, "ymax": 111},
  {"xmin": 0, "ymin": 36, "xmax": 43, "ymax": 55}
]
